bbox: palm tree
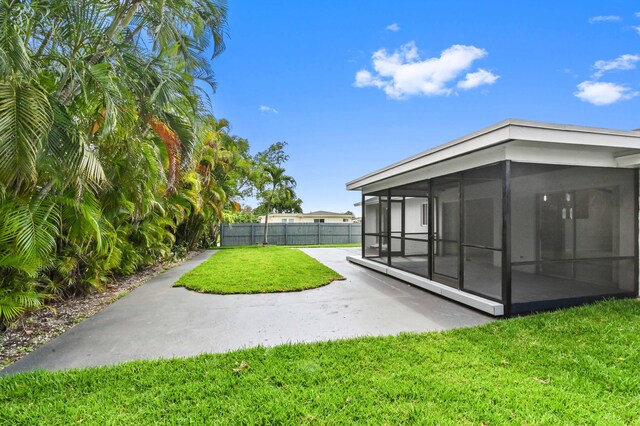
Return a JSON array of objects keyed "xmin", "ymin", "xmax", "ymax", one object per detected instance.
[
  {"xmin": 0, "ymin": 0, "xmax": 236, "ymax": 325},
  {"xmin": 258, "ymin": 166, "xmax": 297, "ymax": 245}
]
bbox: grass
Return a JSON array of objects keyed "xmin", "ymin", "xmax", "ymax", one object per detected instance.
[
  {"xmin": 216, "ymin": 243, "xmax": 360, "ymax": 249},
  {"xmin": 1, "ymin": 299, "xmax": 639, "ymax": 424},
  {"xmin": 174, "ymin": 246, "xmax": 344, "ymax": 293},
  {"xmin": 289, "ymin": 243, "xmax": 360, "ymax": 248},
  {"xmin": 109, "ymin": 289, "xmax": 131, "ymax": 303}
]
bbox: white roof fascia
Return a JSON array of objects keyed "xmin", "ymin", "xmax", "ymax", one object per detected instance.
[
  {"xmin": 346, "ymin": 119, "xmax": 640, "ymax": 191},
  {"xmin": 504, "ymin": 141, "xmax": 620, "ymax": 168},
  {"xmin": 509, "ymin": 123, "xmax": 640, "ymax": 148},
  {"xmin": 359, "ymin": 145, "xmax": 507, "ymax": 194},
  {"xmin": 346, "ymin": 123, "xmax": 510, "ymax": 190},
  {"xmin": 615, "ymin": 153, "xmax": 640, "ymax": 168}
]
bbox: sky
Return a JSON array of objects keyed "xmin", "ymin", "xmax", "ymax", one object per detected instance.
[{"xmin": 209, "ymin": 0, "xmax": 640, "ymax": 216}]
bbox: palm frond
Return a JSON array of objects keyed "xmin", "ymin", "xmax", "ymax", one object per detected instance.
[
  {"xmin": 45, "ymin": 97, "xmax": 106, "ymax": 187},
  {"xmin": 0, "ymin": 77, "xmax": 53, "ymax": 191},
  {"xmin": 0, "ymin": 285, "xmax": 44, "ymax": 323},
  {"xmin": 0, "ymin": 2, "xmax": 31, "ymax": 76}
]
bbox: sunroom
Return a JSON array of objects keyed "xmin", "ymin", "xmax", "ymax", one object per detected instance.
[{"xmin": 346, "ymin": 120, "xmax": 640, "ymax": 316}]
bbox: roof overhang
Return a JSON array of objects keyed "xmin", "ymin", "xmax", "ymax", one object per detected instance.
[
  {"xmin": 262, "ymin": 213, "xmax": 354, "ymax": 218},
  {"xmin": 346, "ymin": 119, "xmax": 640, "ymax": 192}
]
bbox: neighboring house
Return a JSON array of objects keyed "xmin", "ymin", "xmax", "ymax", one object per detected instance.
[
  {"xmin": 259, "ymin": 211, "xmax": 355, "ymax": 224},
  {"xmin": 346, "ymin": 119, "xmax": 640, "ymax": 317}
]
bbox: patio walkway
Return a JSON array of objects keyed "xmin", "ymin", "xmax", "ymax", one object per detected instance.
[{"xmin": 1, "ymin": 247, "xmax": 492, "ymax": 375}]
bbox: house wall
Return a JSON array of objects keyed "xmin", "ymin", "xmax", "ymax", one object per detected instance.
[
  {"xmin": 364, "ymin": 202, "xmax": 379, "ymax": 233},
  {"xmin": 390, "ymin": 201, "xmax": 402, "ymax": 252},
  {"xmin": 404, "ymin": 197, "xmax": 426, "ymax": 234},
  {"xmin": 402, "ymin": 197, "xmax": 429, "ymax": 256},
  {"xmin": 261, "ymin": 215, "xmax": 298, "ymax": 223},
  {"xmin": 317, "ymin": 217, "xmax": 354, "ymax": 224},
  {"xmin": 262, "ymin": 216, "xmax": 353, "ymax": 223}
]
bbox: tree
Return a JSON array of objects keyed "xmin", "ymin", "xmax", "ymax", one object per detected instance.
[
  {"xmin": 257, "ymin": 166, "xmax": 299, "ymax": 244},
  {"xmin": 175, "ymin": 115, "xmax": 253, "ymax": 249},
  {"xmin": 252, "ymin": 142, "xmax": 302, "ymax": 245},
  {"xmin": 0, "ymin": 0, "xmax": 238, "ymax": 326},
  {"xmin": 223, "ymin": 205, "xmax": 259, "ymax": 224},
  {"xmin": 253, "ymin": 189, "xmax": 303, "ymax": 215}
]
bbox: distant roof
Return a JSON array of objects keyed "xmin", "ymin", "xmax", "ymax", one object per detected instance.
[
  {"xmin": 262, "ymin": 211, "xmax": 354, "ymax": 217},
  {"xmin": 306, "ymin": 210, "xmax": 352, "ymax": 216}
]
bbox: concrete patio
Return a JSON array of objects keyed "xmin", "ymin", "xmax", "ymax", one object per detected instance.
[{"xmin": 1, "ymin": 247, "xmax": 493, "ymax": 375}]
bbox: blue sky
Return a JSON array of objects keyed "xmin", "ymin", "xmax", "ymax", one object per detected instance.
[{"xmin": 210, "ymin": 1, "xmax": 640, "ymax": 215}]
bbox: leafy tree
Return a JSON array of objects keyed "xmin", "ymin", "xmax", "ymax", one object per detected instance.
[
  {"xmin": 253, "ymin": 189, "xmax": 303, "ymax": 215},
  {"xmin": 223, "ymin": 205, "xmax": 259, "ymax": 224},
  {"xmin": 251, "ymin": 142, "xmax": 302, "ymax": 244},
  {"xmin": 0, "ymin": 0, "xmax": 249, "ymax": 326},
  {"xmin": 175, "ymin": 116, "xmax": 253, "ymax": 249}
]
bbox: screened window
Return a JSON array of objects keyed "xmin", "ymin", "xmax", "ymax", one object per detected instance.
[
  {"xmin": 363, "ymin": 195, "xmax": 385, "ymax": 262},
  {"xmin": 461, "ymin": 164, "xmax": 503, "ymax": 301},
  {"xmin": 431, "ymin": 174, "xmax": 461, "ymax": 285},
  {"xmin": 360, "ymin": 161, "xmax": 636, "ymax": 316},
  {"xmin": 510, "ymin": 163, "xmax": 635, "ymax": 313},
  {"xmin": 389, "ymin": 181, "xmax": 430, "ymax": 278}
]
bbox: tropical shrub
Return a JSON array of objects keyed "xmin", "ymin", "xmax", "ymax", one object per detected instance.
[{"xmin": 0, "ymin": 0, "xmax": 255, "ymax": 326}]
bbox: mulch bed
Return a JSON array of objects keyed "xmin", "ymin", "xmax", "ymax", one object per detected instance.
[{"xmin": 0, "ymin": 251, "xmax": 202, "ymax": 371}]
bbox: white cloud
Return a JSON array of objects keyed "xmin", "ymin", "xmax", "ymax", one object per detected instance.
[
  {"xmin": 593, "ymin": 54, "xmax": 640, "ymax": 77},
  {"xmin": 563, "ymin": 68, "xmax": 579, "ymax": 78},
  {"xmin": 354, "ymin": 42, "xmax": 498, "ymax": 99},
  {"xmin": 386, "ymin": 23, "xmax": 400, "ymax": 32},
  {"xmin": 635, "ymin": 12, "xmax": 640, "ymax": 18},
  {"xmin": 354, "ymin": 70, "xmax": 382, "ymax": 88},
  {"xmin": 457, "ymin": 69, "xmax": 499, "ymax": 89},
  {"xmin": 634, "ymin": 26, "xmax": 640, "ymax": 35},
  {"xmin": 574, "ymin": 81, "xmax": 637, "ymax": 105},
  {"xmin": 258, "ymin": 105, "xmax": 278, "ymax": 114},
  {"xmin": 588, "ymin": 15, "xmax": 621, "ymax": 23}
]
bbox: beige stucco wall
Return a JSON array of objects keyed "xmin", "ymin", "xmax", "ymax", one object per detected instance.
[{"xmin": 260, "ymin": 215, "xmax": 353, "ymax": 224}]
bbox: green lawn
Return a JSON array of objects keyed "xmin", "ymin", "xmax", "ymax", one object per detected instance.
[
  {"xmin": 216, "ymin": 243, "xmax": 360, "ymax": 249},
  {"xmin": 2, "ymin": 299, "xmax": 639, "ymax": 424},
  {"xmin": 174, "ymin": 246, "xmax": 344, "ymax": 293},
  {"xmin": 288, "ymin": 243, "xmax": 360, "ymax": 248}
]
